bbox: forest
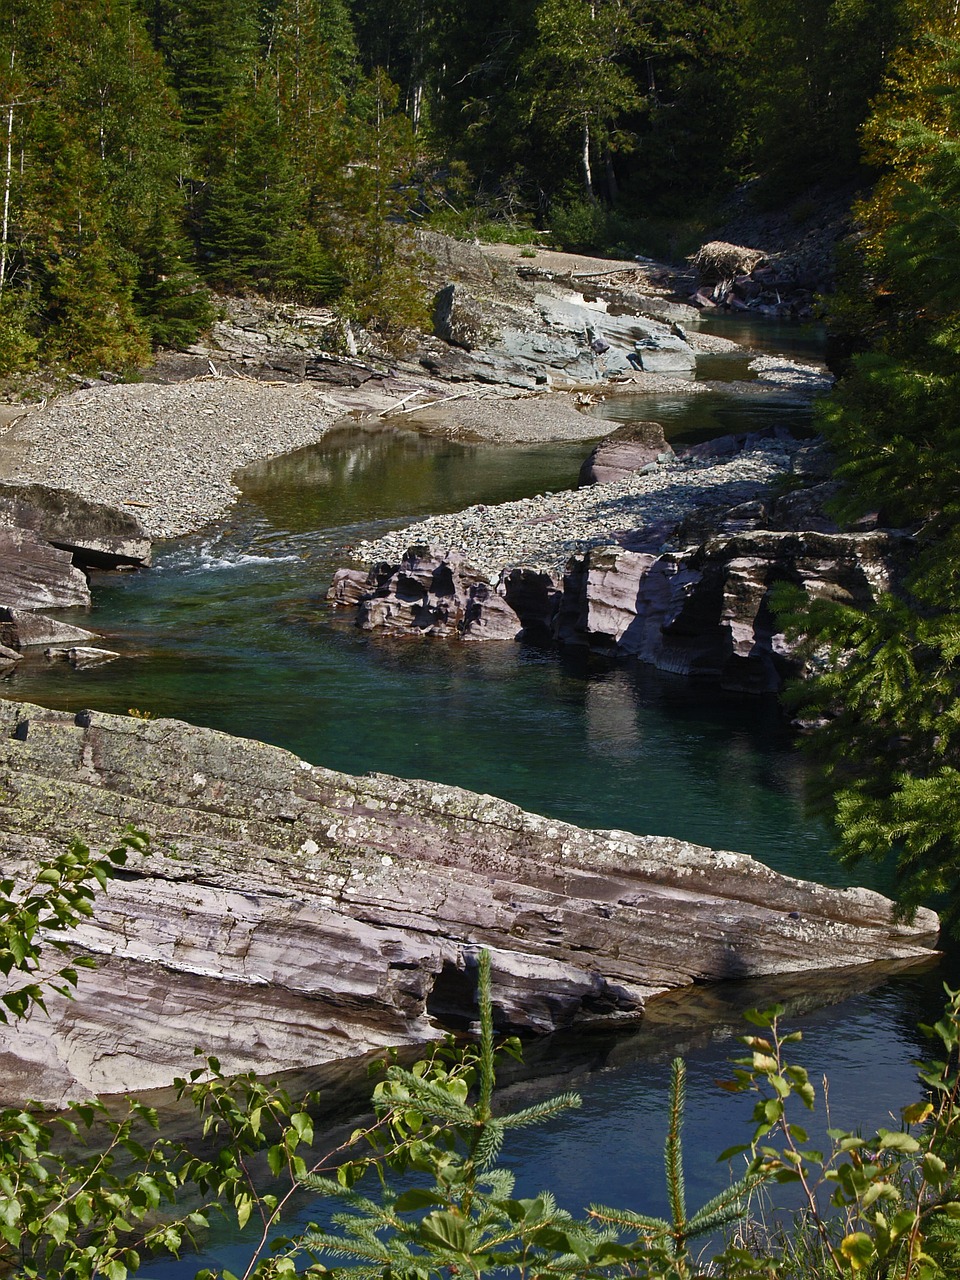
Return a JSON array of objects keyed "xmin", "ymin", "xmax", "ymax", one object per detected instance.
[{"xmin": 0, "ymin": 0, "xmax": 931, "ymax": 374}]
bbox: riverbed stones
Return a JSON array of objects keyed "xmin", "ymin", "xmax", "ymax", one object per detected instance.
[{"xmin": 0, "ymin": 700, "xmax": 940, "ymax": 1103}]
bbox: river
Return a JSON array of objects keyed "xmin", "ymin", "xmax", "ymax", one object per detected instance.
[{"xmin": 3, "ymin": 320, "xmax": 954, "ymax": 1274}]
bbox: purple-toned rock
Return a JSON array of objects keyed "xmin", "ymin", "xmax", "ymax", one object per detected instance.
[
  {"xmin": 0, "ymin": 701, "xmax": 939, "ymax": 1103},
  {"xmin": 579, "ymin": 422, "xmax": 673, "ymax": 486},
  {"xmin": 0, "ymin": 526, "xmax": 91, "ymax": 610},
  {"xmin": 556, "ymin": 530, "xmax": 912, "ymax": 694},
  {"xmin": 353, "ymin": 546, "xmax": 503, "ymax": 640},
  {"xmin": 675, "ymin": 434, "xmax": 741, "ymax": 463},
  {"xmin": 327, "ymin": 567, "xmax": 371, "ymax": 607},
  {"xmin": 0, "ymin": 643, "xmax": 21, "ymax": 666},
  {"xmin": 0, "ymin": 482, "xmax": 151, "ymax": 569},
  {"xmin": 462, "ymin": 582, "xmax": 522, "ymax": 641},
  {"xmin": 0, "ymin": 607, "xmax": 96, "ymax": 650},
  {"xmin": 500, "ymin": 567, "xmax": 563, "ymax": 638}
]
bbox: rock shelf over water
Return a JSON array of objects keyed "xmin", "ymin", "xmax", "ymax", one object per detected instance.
[{"xmin": 0, "ymin": 701, "xmax": 938, "ymax": 1105}]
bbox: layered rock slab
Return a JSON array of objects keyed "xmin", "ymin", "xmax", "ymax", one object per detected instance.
[{"xmin": 0, "ymin": 700, "xmax": 938, "ymax": 1104}]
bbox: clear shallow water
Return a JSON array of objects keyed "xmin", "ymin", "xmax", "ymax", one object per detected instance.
[
  {"xmin": 587, "ymin": 386, "xmax": 815, "ymax": 444},
  {"xmin": 1, "ymin": 345, "xmax": 950, "ymax": 1277},
  {"xmin": 6, "ymin": 423, "xmax": 843, "ymax": 884}
]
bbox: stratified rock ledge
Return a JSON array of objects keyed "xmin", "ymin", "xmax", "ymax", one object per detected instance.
[{"xmin": 0, "ymin": 700, "xmax": 938, "ymax": 1104}]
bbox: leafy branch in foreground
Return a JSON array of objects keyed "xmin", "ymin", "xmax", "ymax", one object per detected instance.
[
  {"xmin": 286, "ymin": 953, "xmax": 762, "ymax": 1280},
  {"xmin": 0, "ymin": 829, "xmax": 145, "ymax": 1022},
  {"xmin": 0, "ymin": 830, "xmax": 212, "ymax": 1280},
  {"xmin": 718, "ymin": 988, "xmax": 960, "ymax": 1279},
  {"xmin": 2, "ymin": 848, "xmax": 959, "ymax": 1280},
  {"xmin": 774, "ymin": 573, "xmax": 960, "ymax": 934}
]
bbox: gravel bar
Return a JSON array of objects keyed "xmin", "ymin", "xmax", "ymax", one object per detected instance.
[
  {"xmin": 353, "ymin": 436, "xmax": 803, "ymax": 582},
  {"xmin": 0, "ymin": 379, "xmax": 353, "ymax": 538}
]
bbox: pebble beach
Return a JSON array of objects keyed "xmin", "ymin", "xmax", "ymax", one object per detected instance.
[{"xmin": 352, "ymin": 435, "xmax": 804, "ymax": 581}]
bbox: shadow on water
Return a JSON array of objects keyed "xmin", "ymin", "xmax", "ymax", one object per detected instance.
[{"xmin": 136, "ymin": 954, "xmax": 956, "ymax": 1280}]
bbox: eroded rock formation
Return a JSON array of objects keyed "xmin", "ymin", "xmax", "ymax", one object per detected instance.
[
  {"xmin": 330, "ymin": 546, "xmax": 523, "ymax": 641},
  {"xmin": 0, "ymin": 483, "xmax": 149, "ymax": 658},
  {"xmin": 331, "ymin": 520, "xmax": 910, "ymax": 695},
  {"xmin": 556, "ymin": 529, "xmax": 910, "ymax": 693},
  {"xmin": 0, "ymin": 701, "xmax": 939, "ymax": 1104}
]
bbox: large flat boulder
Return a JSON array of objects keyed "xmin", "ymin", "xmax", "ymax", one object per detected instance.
[
  {"xmin": 0, "ymin": 482, "xmax": 151, "ymax": 569},
  {"xmin": 0, "ymin": 700, "xmax": 938, "ymax": 1104}
]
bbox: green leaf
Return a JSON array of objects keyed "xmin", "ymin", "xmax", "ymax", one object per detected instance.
[
  {"xmin": 419, "ymin": 1211, "xmax": 474, "ymax": 1252},
  {"xmin": 46, "ymin": 1209, "xmax": 70, "ymax": 1244},
  {"xmin": 876, "ymin": 1129, "xmax": 920, "ymax": 1152},
  {"xmin": 841, "ymin": 1232, "xmax": 875, "ymax": 1270},
  {"xmin": 236, "ymin": 1194, "xmax": 253, "ymax": 1230},
  {"xmin": 394, "ymin": 1189, "xmax": 448, "ymax": 1212}
]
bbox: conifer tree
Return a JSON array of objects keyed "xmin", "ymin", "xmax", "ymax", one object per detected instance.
[
  {"xmin": 0, "ymin": 0, "xmax": 209, "ymax": 373},
  {"xmin": 742, "ymin": 0, "xmax": 910, "ymax": 194},
  {"xmin": 786, "ymin": 14, "xmax": 960, "ymax": 932}
]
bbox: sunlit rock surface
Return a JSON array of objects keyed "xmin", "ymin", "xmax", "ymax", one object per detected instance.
[{"xmin": 0, "ymin": 701, "xmax": 938, "ymax": 1103}]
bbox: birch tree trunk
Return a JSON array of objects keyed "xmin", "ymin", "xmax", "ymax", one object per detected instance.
[
  {"xmin": 0, "ymin": 55, "xmax": 15, "ymax": 300},
  {"xmin": 581, "ymin": 116, "xmax": 593, "ymax": 198}
]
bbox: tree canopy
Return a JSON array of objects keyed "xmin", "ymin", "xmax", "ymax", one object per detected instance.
[
  {"xmin": 0, "ymin": 0, "xmax": 928, "ymax": 373},
  {"xmin": 784, "ymin": 9, "xmax": 960, "ymax": 933}
]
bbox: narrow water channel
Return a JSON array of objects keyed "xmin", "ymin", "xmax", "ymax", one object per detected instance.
[{"xmin": 3, "ymin": 323, "xmax": 953, "ymax": 1276}]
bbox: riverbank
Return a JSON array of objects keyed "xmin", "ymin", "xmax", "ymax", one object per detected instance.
[
  {"xmin": 351, "ymin": 434, "xmax": 805, "ymax": 581},
  {"xmin": 0, "ymin": 234, "xmax": 828, "ymax": 542},
  {"xmin": 0, "ymin": 699, "xmax": 938, "ymax": 1104}
]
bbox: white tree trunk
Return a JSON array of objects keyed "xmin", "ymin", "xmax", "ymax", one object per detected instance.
[
  {"xmin": 0, "ymin": 99, "xmax": 14, "ymax": 299},
  {"xmin": 581, "ymin": 117, "xmax": 593, "ymax": 198}
]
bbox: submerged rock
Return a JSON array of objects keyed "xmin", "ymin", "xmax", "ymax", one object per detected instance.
[{"xmin": 0, "ymin": 701, "xmax": 939, "ymax": 1104}]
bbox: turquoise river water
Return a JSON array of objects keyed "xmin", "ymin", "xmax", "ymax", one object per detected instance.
[{"xmin": 3, "ymin": 320, "xmax": 955, "ymax": 1274}]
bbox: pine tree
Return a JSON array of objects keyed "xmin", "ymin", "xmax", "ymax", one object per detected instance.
[
  {"xmin": 742, "ymin": 0, "xmax": 911, "ymax": 195},
  {"xmin": 144, "ymin": 0, "xmax": 261, "ymax": 149},
  {"xmin": 0, "ymin": 0, "xmax": 210, "ymax": 373},
  {"xmin": 787, "ymin": 17, "xmax": 960, "ymax": 933}
]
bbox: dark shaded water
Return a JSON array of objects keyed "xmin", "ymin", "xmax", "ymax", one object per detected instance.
[{"xmin": 1, "ymin": 329, "xmax": 950, "ymax": 1277}]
